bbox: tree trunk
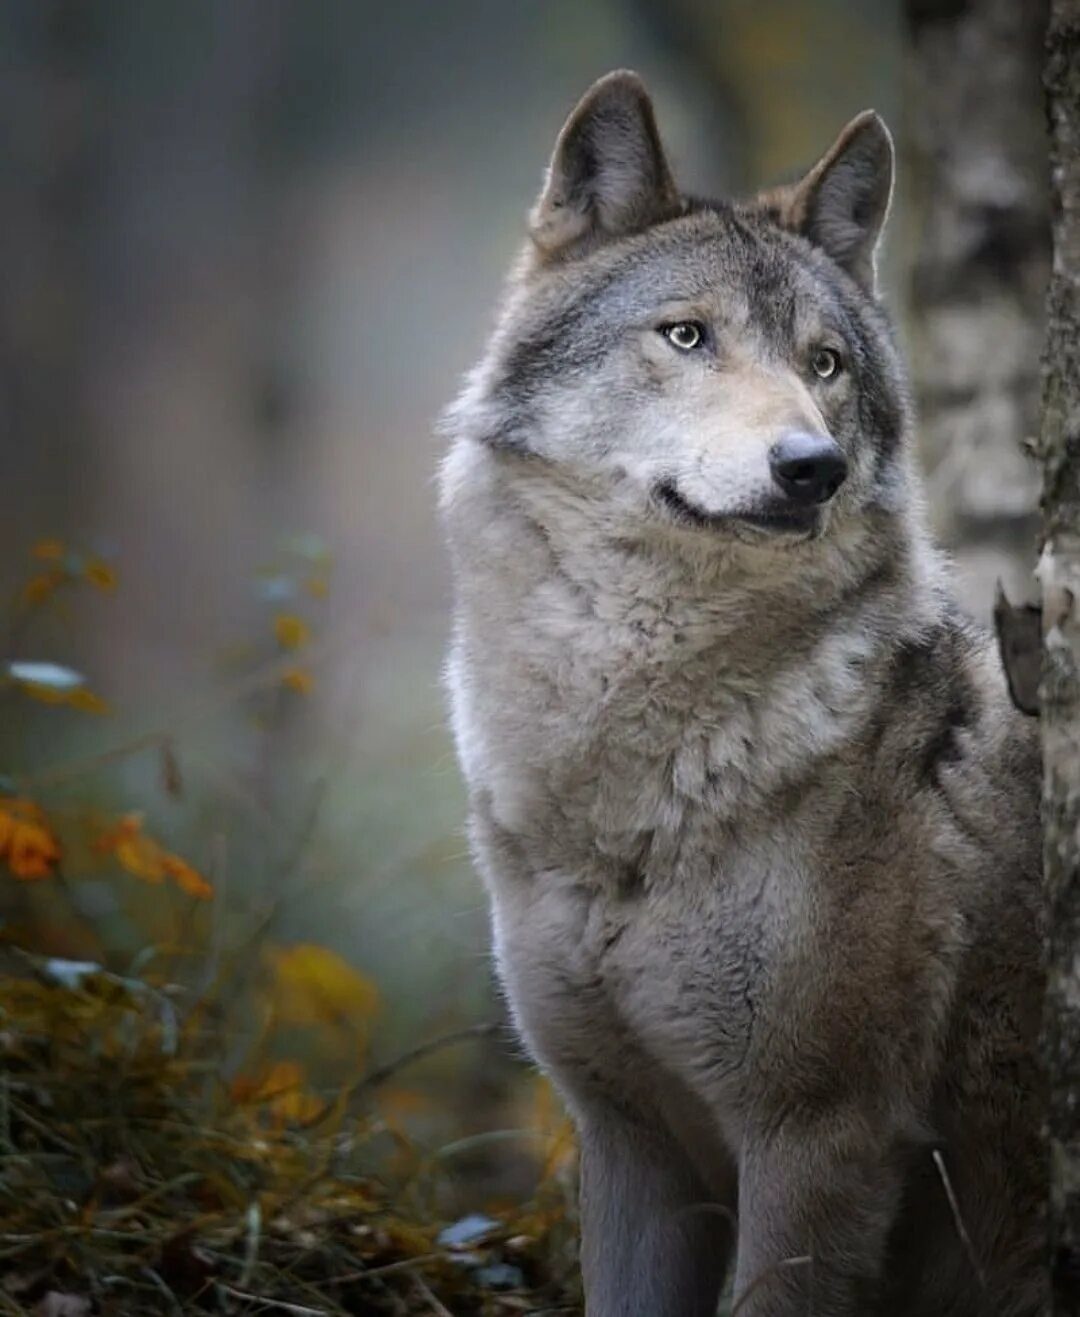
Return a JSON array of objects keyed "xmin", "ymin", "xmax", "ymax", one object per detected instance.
[
  {"xmin": 1041, "ymin": 3, "xmax": 1080, "ymax": 1311},
  {"xmin": 903, "ymin": 0, "xmax": 1050, "ymax": 615}
]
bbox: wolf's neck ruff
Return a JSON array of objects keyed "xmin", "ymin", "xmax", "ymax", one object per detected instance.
[{"xmin": 445, "ymin": 437, "xmax": 942, "ymax": 854}]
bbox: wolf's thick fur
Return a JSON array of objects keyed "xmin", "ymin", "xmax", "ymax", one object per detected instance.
[{"xmin": 440, "ymin": 72, "xmax": 1044, "ymax": 1316}]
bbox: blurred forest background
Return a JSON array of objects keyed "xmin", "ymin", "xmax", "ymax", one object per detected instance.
[{"xmin": 0, "ymin": 1, "xmax": 1048, "ymax": 1299}]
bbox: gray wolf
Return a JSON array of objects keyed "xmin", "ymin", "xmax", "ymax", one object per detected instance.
[{"xmin": 440, "ymin": 71, "xmax": 1044, "ymax": 1316}]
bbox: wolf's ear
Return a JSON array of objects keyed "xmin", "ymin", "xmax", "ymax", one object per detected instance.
[
  {"xmin": 530, "ymin": 70, "xmax": 678, "ymax": 258},
  {"xmin": 765, "ymin": 111, "xmax": 894, "ymax": 292}
]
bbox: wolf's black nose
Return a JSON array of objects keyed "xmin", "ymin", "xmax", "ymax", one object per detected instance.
[{"xmin": 768, "ymin": 432, "xmax": 848, "ymax": 505}]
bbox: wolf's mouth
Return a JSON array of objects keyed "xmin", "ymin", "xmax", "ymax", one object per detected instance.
[{"xmin": 654, "ymin": 481, "xmax": 821, "ymax": 537}]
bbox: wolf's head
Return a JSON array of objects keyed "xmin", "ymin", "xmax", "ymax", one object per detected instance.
[{"xmin": 447, "ymin": 71, "xmax": 914, "ymax": 561}]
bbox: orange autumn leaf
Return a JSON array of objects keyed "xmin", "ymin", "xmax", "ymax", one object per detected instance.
[
  {"xmin": 0, "ymin": 798, "xmax": 61, "ymax": 881},
  {"xmin": 94, "ymin": 812, "xmax": 147, "ymax": 851},
  {"xmin": 281, "ymin": 666, "xmax": 314, "ymax": 695},
  {"xmin": 162, "ymin": 852, "xmax": 213, "ymax": 900},
  {"xmin": 230, "ymin": 1060, "xmax": 322, "ymax": 1126},
  {"xmin": 96, "ymin": 814, "xmax": 213, "ymax": 898},
  {"xmin": 273, "ymin": 613, "xmax": 311, "ymax": 651},
  {"xmin": 83, "ymin": 558, "xmax": 118, "ymax": 591},
  {"xmin": 95, "ymin": 814, "xmax": 165, "ymax": 883},
  {"xmin": 32, "ymin": 539, "xmax": 65, "ymax": 562},
  {"xmin": 22, "ymin": 571, "xmax": 62, "ymax": 607}
]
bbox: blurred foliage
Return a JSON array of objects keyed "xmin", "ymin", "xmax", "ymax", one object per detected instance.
[
  {"xmin": 0, "ymin": 540, "xmax": 578, "ymax": 1315},
  {"xmin": 0, "ymin": 960, "xmax": 579, "ymax": 1315}
]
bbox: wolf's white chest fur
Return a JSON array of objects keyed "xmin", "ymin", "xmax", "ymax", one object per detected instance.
[{"xmin": 444, "ymin": 444, "xmax": 883, "ymax": 1135}]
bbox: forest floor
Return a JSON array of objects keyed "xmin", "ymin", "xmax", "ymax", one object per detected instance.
[{"xmin": 0, "ymin": 957, "xmax": 581, "ymax": 1316}]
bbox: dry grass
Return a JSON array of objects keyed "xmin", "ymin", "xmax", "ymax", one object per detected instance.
[{"xmin": 0, "ymin": 961, "xmax": 581, "ymax": 1316}]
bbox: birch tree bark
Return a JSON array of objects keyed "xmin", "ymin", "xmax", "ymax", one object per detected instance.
[
  {"xmin": 1041, "ymin": 3, "xmax": 1080, "ymax": 1310},
  {"xmin": 903, "ymin": 0, "xmax": 1050, "ymax": 613}
]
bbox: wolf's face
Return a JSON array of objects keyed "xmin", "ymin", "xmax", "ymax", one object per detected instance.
[{"xmin": 449, "ymin": 72, "xmax": 910, "ymax": 554}]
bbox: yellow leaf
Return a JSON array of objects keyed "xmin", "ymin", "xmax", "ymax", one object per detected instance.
[
  {"xmin": 527, "ymin": 1074, "xmax": 561, "ymax": 1131},
  {"xmin": 22, "ymin": 571, "xmax": 61, "ymax": 606},
  {"xmin": 522, "ymin": 1075, "xmax": 577, "ymax": 1179},
  {"xmin": 383, "ymin": 1220, "xmax": 435, "ymax": 1257},
  {"xmin": 83, "ymin": 558, "xmax": 118, "ymax": 591},
  {"xmin": 267, "ymin": 943, "xmax": 380, "ymax": 1031},
  {"xmin": 66, "ymin": 688, "xmax": 109, "ymax": 714},
  {"xmin": 305, "ymin": 575, "xmax": 329, "ymax": 599},
  {"xmin": 32, "ymin": 539, "xmax": 65, "ymax": 561},
  {"xmin": 273, "ymin": 614, "xmax": 310, "ymax": 651},
  {"xmin": 17, "ymin": 680, "xmax": 68, "ymax": 705},
  {"xmin": 116, "ymin": 834, "xmax": 165, "ymax": 882},
  {"xmin": 539, "ymin": 1117, "xmax": 577, "ymax": 1181},
  {"xmin": 281, "ymin": 666, "xmax": 314, "ymax": 695}
]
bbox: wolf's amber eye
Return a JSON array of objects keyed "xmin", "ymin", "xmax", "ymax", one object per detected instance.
[
  {"xmin": 662, "ymin": 322, "xmax": 704, "ymax": 352},
  {"xmin": 811, "ymin": 347, "xmax": 842, "ymax": 380}
]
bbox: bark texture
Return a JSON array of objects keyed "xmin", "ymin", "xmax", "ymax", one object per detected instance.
[
  {"xmin": 1042, "ymin": 4, "xmax": 1080, "ymax": 1310},
  {"xmin": 904, "ymin": 0, "xmax": 1051, "ymax": 612}
]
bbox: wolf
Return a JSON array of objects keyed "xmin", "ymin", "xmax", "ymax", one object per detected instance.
[{"xmin": 440, "ymin": 71, "xmax": 1045, "ymax": 1316}]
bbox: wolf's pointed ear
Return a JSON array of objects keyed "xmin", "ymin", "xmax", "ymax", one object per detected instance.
[
  {"xmin": 767, "ymin": 111, "xmax": 894, "ymax": 292},
  {"xmin": 530, "ymin": 70, "xmax": 678, "ymax": 259}
]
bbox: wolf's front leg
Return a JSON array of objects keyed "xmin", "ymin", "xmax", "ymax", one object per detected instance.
[
  {"xmin": 577, "ymin": 1107, "xmax": 732, "ymax": 1317},
  {"xmin": 732, "ymin": 1114, "xmax": 905, "ymax": 1315}
]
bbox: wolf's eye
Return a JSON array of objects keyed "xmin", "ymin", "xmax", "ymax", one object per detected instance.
[
  {"xmin": 810, "ymin": 347, "xmax": 842, "ymax": 380},
  {"xmin": 662, "ymin": 322, "xmax": 705, "ymax": 352}
]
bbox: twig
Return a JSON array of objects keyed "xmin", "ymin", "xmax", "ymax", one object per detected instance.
[
  {"xmin": 211, "ymin": 675, "xmax": 367, "ymax": 1011},
  {"xmin": 932, "ymin": 1147, "xmax": 987, "ymax": 1291},
  {"xmin": 139, "ymin": 1268, "xmax": 184, "ymax": 1316},
  {"xmin": 411, "ymin": 1274, "xmax": 454, "ymax": 1317},
  {"xmin": 432, "ymin": 1127, "xmax": 545, "ymax": 1161},
  {"xmin": 216, "ymin": 1284, "xmax": 326, "ymax": 1315},
  {"xmin": 239, "ymin": 1200, "xmax": 261, "ymax": 1288},
  {"xmin": 301, "ymin": 1021, "xmax": 501, "ymax": 1129},
  {"xmin": 96, "ymin": 1172, "xmax": 204, "ymax": 1222},
  {"xmin": 13, "ymin": 730, "xmax": 169, "ymax": 791},
  {"xmin": 349, "ymin": 1022, "xmax": 501, "ymax": 1101},
  {"xmin": 326, "ymin": 1253, "xmax": 448, "ymax": 1283}
]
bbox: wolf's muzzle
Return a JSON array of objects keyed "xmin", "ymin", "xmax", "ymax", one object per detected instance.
[{"xmin": 769, "ymin": 432, "xmax": 848, "ymax": 506}]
